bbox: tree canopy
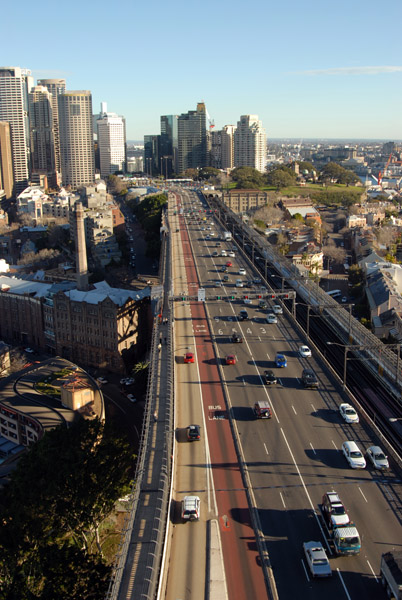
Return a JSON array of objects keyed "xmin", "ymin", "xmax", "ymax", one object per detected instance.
[
  {"xmin": 319, "ymin": 162, "xmax": 360, "ymax": 186},
  {"xmin": 231, "ymin": 166, "xmax": 264, "ymax": 189},
  {"xmin": 0, "ymin": 418, "xmax": 134, "ymax": 599}
]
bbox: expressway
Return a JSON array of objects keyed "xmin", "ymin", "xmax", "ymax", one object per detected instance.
[{"xmin": 162, "ymin": 188, "xmax": 402, "ymax": 600}]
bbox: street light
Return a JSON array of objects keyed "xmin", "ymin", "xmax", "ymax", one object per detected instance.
[{"xmin": 326, "ymin": 341, "xmax": 401, "ymax": 391}]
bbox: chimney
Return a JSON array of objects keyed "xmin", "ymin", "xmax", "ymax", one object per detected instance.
[{"xmin": 75, "ymin": 202, "xmax": 89, "ymax": 291}]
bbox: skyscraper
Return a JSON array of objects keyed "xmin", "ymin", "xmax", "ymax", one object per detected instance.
[
  {"xmin": 0, "ymin": 67, "xmax": 34, "ymax": 195},
  {"xmin": 58, "ymin": 91, "xmax": 95, "ymax": 188},
  {"xmin": 37, "ymin": 78, "xmax": 66, "ymax": 182},
  {"xmin": 28, "ymin": 85, "xmax": 56, "ymax": 186},
  {"xmin": 221, "ymin": 125, "xmax": 236, "ymax": 170},
  {"xmin": 96, "ymin": 102, "xmax": 126, "ymax": 178},
  {"xmin": 234, "ymin": 115, "xmax": 266, "ymax": 173},
  {"xmin": 177, "ymin": 102, "xmax": 207, "ymax": 173},
  {"xmin": 0, "ymin": 122, "xmax": 14, "ymax": 199},
  {"xmin": 160, "ymin": 114, "xmax": 178, "ymax": 176}
]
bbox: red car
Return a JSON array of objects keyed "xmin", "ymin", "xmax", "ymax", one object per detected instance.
[
  {"xmin": 225, "ymin": 354, "xmax": 236, "ymax": 365},
  {"xmin": 226, "ymin": 261, "xmax": 232, "ymax": 267},
  {"xmin": 184, "ymin": 352, "xmax": 195, "ymax": 364}
]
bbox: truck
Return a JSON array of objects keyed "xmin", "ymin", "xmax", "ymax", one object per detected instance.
[
  {"xmin": 222, "ymin": 231, "xmax": 232, "ymax": 241},
  {"xmin": 332, "ymin": 524, "xmax": 361, "ymax": 556},
  {"xmin": 380, "ymin": 551, "xmax": 402, "ymax": 599},
  {"xmin": 253, "ymin": 400, "xmax": 272, "ymax": 419}
]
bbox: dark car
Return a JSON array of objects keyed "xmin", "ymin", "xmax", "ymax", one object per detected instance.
[
  {"xmin": 187, "ymin": 424, "xmax": 201, "ymax": 441},
  {"xmin": 302, "ymin": 368, "xmax": 318, "ymax": 388},
  {"xmin": 264, "ymin": 370, "xmax": 277, "ymax": 385},
  {"xmin": 238, "ymin": 310, "xmax": 249, "ymax": 321},
  {"xmin": 231, "ymin": 332, "xmax": 243, "ymax": 343},
  {"xmin": 221, "ymin": 265, "xmax": 227, "ymax": 272}
]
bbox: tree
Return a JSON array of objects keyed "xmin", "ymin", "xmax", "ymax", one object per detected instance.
[
  {"xmin": 198, "ymin": 167, "xmax": 220, "ymax": 181},
  {"xmin": 231, "ymin": 167, "xmax": 264, "ymax": 189},
  {"xmin": 266, "ymin": 166, "xmax": 297, "ymax": 190}
]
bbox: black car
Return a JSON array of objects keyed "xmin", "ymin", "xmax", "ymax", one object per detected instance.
[
  {"xmin": 264, "ymin": 370, "xmax": 277, "ymax": 385},
  {"xmin": 221, "ymin": 266, "xmax": 227, "ymax": 272},
  {"xmin": 231, "ymin": 332, "xmax": 243, "ymax": 343},
  {"xmin": 238, "ymin": 310, "xmax": 249, "ymax": 321},
  {"xmin": 187, "ymin": 424, "xmax": 201, "ymax": 441},
  {"xmin": 302, "ymin": 368, "xmax": 318, "ymax": 388}
]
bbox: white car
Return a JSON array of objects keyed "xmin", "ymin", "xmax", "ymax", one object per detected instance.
[
  {"xmin": 339, "ymin": 403, "xmax": 359, "ymax": 424},
  {"xmin": 244, "ymin": 299, "xmax": 252, "ymax": 305},
  {"xmin": 24, "ymin": 347, "xmax": 35, "ymax": 354},
  {"xmin": 220, "ymin": 250, "xmax": 227, "ymax": 256},
  {"xmin": 272, "ymin": 304, "xmax": 283, "ymax": 315},
  {"xmin": 97, "ymin": 377, "xmax": 108, "ymax": 385},
  {"xmin": 303, "ymin": 541, "xmax": 332, "ymax": 578},
  {"xmin": 228, "ymin": 251, "xmax": 235, "ymax": 257},
  {"xmin": 239, "ymin": 268, "xmax": 246, "ymax": 275},
  {"xmin": 342, "ymin": 441, "xmax": 366, "ymax": 469},
  {"xmin": 266, "ymin": 313, "xmax": 278, "ymax": 324},
  {"xmin": 235, "ymin": 279, "xmax": 244, "ymax": 288},
  {"xmin": 366, "ymin": 445, "xmax": 389, "ymax": 469},
  {"xmin": 181, "ymin": 495, "xmax": 200, "ymax": 521},
  {"xmin": 127, "ymin": 394, "xmax": 137, "ymax": 403},
  {"xmin": 299, "ymin": 345, "xmax": 312, "ymax": 358}
]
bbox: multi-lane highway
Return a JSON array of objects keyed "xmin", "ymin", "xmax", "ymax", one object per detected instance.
[{"xmin": 162, "ymin": 189, "xmax": 402, "ymax": 600}]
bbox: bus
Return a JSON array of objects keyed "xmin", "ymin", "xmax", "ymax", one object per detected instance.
[{"xmin": 326, "ymin": 289, "xmax": 342, "ymax": 299}]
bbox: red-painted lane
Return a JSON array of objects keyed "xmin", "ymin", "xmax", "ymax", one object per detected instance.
[{"xmin": 176, "ymin": 215, "xmax": 268, "ymax": 599}]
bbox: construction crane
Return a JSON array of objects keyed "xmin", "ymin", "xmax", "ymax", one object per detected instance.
[
  {"xmin": 205, "ymin": 107, "xmax": 215, "ymax": 131},
  {"xmin": 378, "ymin": 152, "xmax": 402, "ymax": 186}
]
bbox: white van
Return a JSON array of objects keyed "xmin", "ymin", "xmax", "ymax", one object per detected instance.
[
  {"xmin": 342, "ymin": 441, "xmax": 366, "ymax": 469},
  {"xmin": 181, "ymin": 496, "xmax": 200, "ymax": 521}
]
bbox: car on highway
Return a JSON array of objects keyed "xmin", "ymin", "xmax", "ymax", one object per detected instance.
[
  {"xmin": 321, "ymin": 491, "xmax": 350, "ymax": 528},
  {"xmin": 342, "ymin": 440, "xmax": 366, "ymax": 469},
  {"xmin": 272, "ymin": 304, "xmax": 283, "ymax": 315},
  {"xmin": 275, "ymin": 353, "xmax": 287, "ymax": 368},
  {"xmin": 231, "ymin": 332, "xmax": 243, "ymax": 343},
  {"xmin": 258, "ymin": 300, "xmax": 268, "ymax": 309},
  {"xmin": 96, "ymin": 377, "xmax": 108, "ymax": 384},
  {"xmin": 254, "ymin": 400, "xmax": 272, "ymax": 418},
  {"xmin": 244, "ymin": 298, "xmax": 252, "ymax": 305},
  {"xmin": 187, "ymin": 424, "xmax": 201, "ymax": 441},
  {"xmin": 126, "ymin": 394, "xmax": 137, "ymax": 402},
  {"xmin": 221, "ymin": 250, "xmax": 227, "ymax": 256},
  {"xmin": 366, "ymin": 445, "xmax": 389, "ymax": 469},
  {"xmin": 223, "ymin": 275, "xmax": 229, "ymax": 282},
  {"xmin": 238, "ymin": 309, "xmax": 249, "ymax": 321},
  {"xmin": 181, "ymin": 496, "xmax": 200, "ymax": 521},
  {"xmin": 205, "ymin": 235, "xmax": 210, "ymax": 240},
  {"xmin": 339, "ymin": 403, "xmax": 359, "ymax": 424},
  {"xmin": 303, "ymin": 541, "xmax": 332, "ymax": 578},
  {"xmin": 228, "ymin": 251, "xmax": 235, "ymax": 257},
  {"xmin": 239, "ymin": 268, "xmax": 246, "ymax": 275},
  {"xmin": 120, "ymin": 377, "xmax": 135, "ymax": 385},
  {"xmin": 212, "ymin": 251, "xmax": 218, "ymax": 256},
  {"xmin": 299, "ymin": 345, "xmax": 312, "ymax": 358},
  {"xmin": 25, "ymin": 347, "xmax": 35, "ymax": 354},
  {"xmin": 225, "ymin": 354, "xmax": 236, "ymax": 365},
  {"xmin": 236, "ymin": 279, "xmax": 244, "ymax": 288},
  {"xmin": 221, "ymin": 266, "xmax": 227, "ymax": 272},
  {"xmin": 301, "ymin": 368, "xmax": 318, "ymax": 388},
  {"xmin": 266, "ymin": 313, "xmax": 278, "ymax": 324},
  {"xmin": 184, "ymin": 352, "xmax": 195, "ymax": 364},
  {"xmin": 226, "ymin": 261, "xmax": 232, "ymax": 267},
  {"xmin": 264, "ymin": 370, "xmax": 277, "ymax": 385}
]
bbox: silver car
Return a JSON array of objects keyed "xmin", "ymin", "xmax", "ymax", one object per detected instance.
[
  {"xmin": 366, "ymin": 445, "xmax": 389, "ymax": 469},
  {"xmin": 303, "ymin": 541, "xmax": 332, "ymax": 578}
]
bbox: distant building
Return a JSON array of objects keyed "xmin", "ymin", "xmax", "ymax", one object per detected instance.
[
  {"xmin": 96, "ymin": 102, "xmax": 126, "ymax": 178},
  {"xmin": 28, "ymin": 85, "xmax": 57, "ymax": 187},
  {"xmin": 37, "ymin": 78, "xmax": 66, "ymax": 182},
  {"xmin": 221, "ymin": 189, "xmax": 269, "ymax": 212},
  {"xmin": 58, "ymin": 91, "xmax": 95, "ymax": 188},
  {"xmin": 0, "ymin": 67, "xmax": 34, "ymax": 195},
  {"xmin": 0, "ymin": 121, "xmax": 14, "ymax": 199},
  {"xmin": 177, "ymin": 102, "xmax": 207, "ymax": 173},
  {"xmin": 160, "ymin": 114, "xmax": 178, "ymax": 176},
  {"xmin": 234, "ymin": 115, "xmax": 266, "ymax": 173},
  {"xmin": 221, "ymin": 125, "xmax": 236, "ymax": 170}
]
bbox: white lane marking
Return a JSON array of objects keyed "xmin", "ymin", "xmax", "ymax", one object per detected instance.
[
  {"xmin": 291, "ymin": 405, "xmax": 297, "ymax": 415},
  {"xmin": 266, "ymin": 353, "xmax": 271, "ymax": 360},
  {"xmin": 258, "ymin": 336, "xmax": 262, "ymax": 341},
  {"xmin": 280, "ymin": 427, "xmax": 331, "ymax": 553},
  {"xmin": 301, "ymin": 559, "xmax": 310, "ymax": 582},
  {"xmin": 336, "ymin": 568, "xmax": 352, "ymax": 600},
  {"xmin": 309, "ymin": 443, "xmax": 316, "ymax": 455},
  {"xmin": 279, "ymin": 491, "xmax": 286, "ymax": 508},
  {"xmin": 264, "ymin": 443, "xmax": 269, "ymax": 455},
  {"xmin": 358, "ymin": 487, "xmax": 368, "ymax": 503},
  {"xmin": 332, "ymin": 440, "xmax": 338, "ymax": 451},
  {"xmin": 311, "ymin": 403, "xmax": 316, "ymax": 412},
  {"xmin": 242, "ymin": 378, "xmax": 246, "ymax": 386},
  {"xmin": 367, "ymin": 559, "xmax": 379, "ymax": 582}
]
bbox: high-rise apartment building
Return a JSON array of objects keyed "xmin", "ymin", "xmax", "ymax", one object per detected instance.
[
  {"xmin": 0, "ymin": 67, "xmax": 34, "ymax": 195},
  {"xmin": 160, "ymin": 114, "xmax": 178, "ymax": 176},
  {"xmin": 96, "ymin": 102, "xmax": 126, "ymax": 178},
  {"xmin": 177, "ymin": 102, "xmax": 207, "ymax": 173},
  {"xmin": 37, "ymin": 78, "xmax": 66, "ymax": 182},
  {"xmin": 221, "ymin": 125, "xmax": 236, "ymax": 170},
  {"xmin": 0, "ymin": 122, "xmax": 14, "ymax": 199},
  {"xmin": 58, "ymin": 91, "xmax": 95, "ymax": 188},
  {"xmin": 234, "ymin": 115, "xmax": 266, "ymax": 173},
  {"xmin": 28, "ymin": 85, "xmax": 56, "ymax": 187}
]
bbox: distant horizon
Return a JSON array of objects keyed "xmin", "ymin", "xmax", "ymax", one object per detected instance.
[{"xmin": 127, "ymin": 137, "xmax": 402, "ymax": 145}]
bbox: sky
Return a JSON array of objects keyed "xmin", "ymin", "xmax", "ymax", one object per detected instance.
[{"xmin": 3, "ymin": 0, "xmax": 402, "ymax": 141}]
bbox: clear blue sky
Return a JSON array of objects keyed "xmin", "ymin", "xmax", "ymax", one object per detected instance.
[{"xmin": 3, "ymin": 0, "xmax": 402, "ymax": 141}]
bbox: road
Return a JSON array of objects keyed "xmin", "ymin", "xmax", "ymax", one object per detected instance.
[{"xmin": 163, "ymin": 189, "xmax": 402, "ymax": 600}]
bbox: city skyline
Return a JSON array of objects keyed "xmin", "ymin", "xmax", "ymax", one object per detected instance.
[{"xmin": 2, "ymin": 0, "xmax": 402, "ymax": 141}]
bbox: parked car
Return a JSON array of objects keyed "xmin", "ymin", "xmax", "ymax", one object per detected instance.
[
  {"xmin": 187, "ymin": 424, "xmax": 201, "ymax": 441},
  {"xmin": 299, "ymin": 345, "xmax": 312, "ymax": 358},
  {"xmin": 366, "ymin": 445, "xmax": 389, "ymax": 469},
  {"xmin": 303, "ymin": 541, "xmax": 332, "ymax": 578},
  {"xmin": 275, "ymin": 353, "xmax": 287, "ymax": 368},
  {"xmin": 339, "ymin": 403, "xmax": 359, "ymax": 424},
  {"xmin": 264, "ymin": 370, "xmax": 277, "ymax": 385},
  {"xmin": 342, "ymin": 440, "xmax": 366, "ymax": 469}
]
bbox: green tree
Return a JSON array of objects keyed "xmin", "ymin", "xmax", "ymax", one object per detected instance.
[
  {"xmin": 266, "ymin": 166, "xmax": 297, "ymax": 190},
  {"xmin": 231, "ymin": 166, "xmax": 264, "ymax": 189}
]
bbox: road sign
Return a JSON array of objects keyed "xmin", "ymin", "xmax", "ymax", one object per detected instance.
[{"xmin": 198, "ymin": 288, "xmax": 206, "ymax": 302}]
